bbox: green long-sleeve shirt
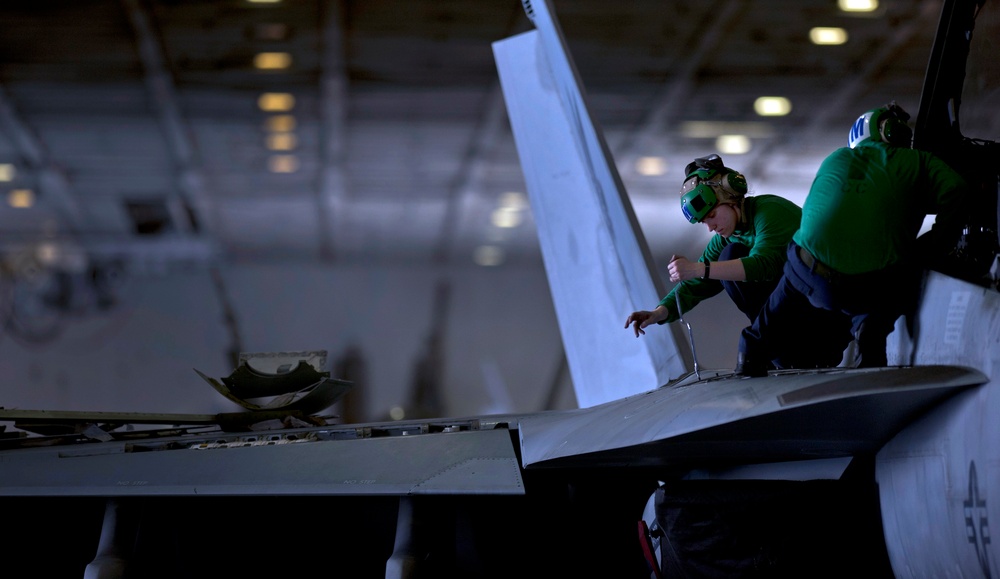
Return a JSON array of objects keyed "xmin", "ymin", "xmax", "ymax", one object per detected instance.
[
  {"xmin": 657, "ymin": 194, "xmax": 802, "ymax": 323},
  {"xmin": 792, "ymin": 141, "xmax": 969, "ymax": 274}
]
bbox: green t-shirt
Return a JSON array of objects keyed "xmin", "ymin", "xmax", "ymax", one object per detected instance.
[
  {"xmin": 791, "ymin": 141, "xmax": 968, "ymax": 275},
  {"xmin": 658, "ymin": 194, "xmax": 802, "ymax": 323}
]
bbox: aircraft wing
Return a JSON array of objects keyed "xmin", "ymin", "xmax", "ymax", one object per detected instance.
[
  {"xmin": 518, "ymin": 365, "xmax": 986, "ymax": 470},
  {"xmin": 0, "ymin": 420, "xmax": 524, "ymax": 497},
  {"xmin": 0, "ymin": 364, "xmax": 981, "ymax": 498}
]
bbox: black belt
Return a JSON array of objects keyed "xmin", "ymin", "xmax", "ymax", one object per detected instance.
[{"xmin": 797, "ymin": 246, "xmax": 839, "ymax": 280}]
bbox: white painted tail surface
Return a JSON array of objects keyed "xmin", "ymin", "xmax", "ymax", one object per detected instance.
[{"xmin": 492, "ymin": 0, "xmax": 691, "ymax": 407}]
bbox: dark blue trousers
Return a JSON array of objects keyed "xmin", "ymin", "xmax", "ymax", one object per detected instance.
[
  {"xmin": 739, "ymin": 241, "xmax": 916, "ymax": 369},
  {"xmin": 719, "ymin": 242, "xmax": 778, "ymax": 323}
]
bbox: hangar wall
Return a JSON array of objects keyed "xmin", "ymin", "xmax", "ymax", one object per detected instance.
[{"xmin": 0, "ymin": 262, "xmax": 743, "ymax": 420}]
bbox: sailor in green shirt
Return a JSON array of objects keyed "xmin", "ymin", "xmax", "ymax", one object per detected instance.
[
  {"xmin": 625, "ymin": 155, "xmax": 807, "ymax": 337},
  {"xmin": 737, "ymin": 102, "xmax": 970, "ymax": 376}
]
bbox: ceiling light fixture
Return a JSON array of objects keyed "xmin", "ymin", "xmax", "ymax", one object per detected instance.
[
  {"xmin": 635, "ymin": 156, "xmax": 667, "ymax": 176},
  {"xmin": 254, "ymin": 52, "xmax": 292, "ymax": 70},
  {"xmin": 680, "ymin": 121, "xmax": 774, "ymax": 139},
  {"xmin": 268, "ymin": 155, "xmax": 299, "ymax": 173},
  {"xmin": 716, "ymin": 135, "xmax": 751, "ymax": 155},
  {"xmin": 491, "ymin": 207, "xmax": 522, "ymax": 228},
  {"xmin": 499, "ymin": 191, "xmax": 528, "ymax": 209},
  {"xmin": 753, "ymin": 96, "xmax": 792, "ymax": 116},
  {"xmin": 0, "ymin": 164, "xmax": 14, "ymax": 182},
  {"xmin": 810, "ymin": 27, "xmax": 849, "ymax": 45},
  {"xmin": 7, "ymin": 189, "xmax": 34, "ymax": 208},
  {"xmin": 266, "ymin": 133, "xmax": 297, "ymax": 151},
  {"xmin": 258, "ymin": 92, "xmax": 295, "ymax": 112},
  {"xmin": 265, "ymin": 115, "xmax": 296, "ymax": 132},
  {"xmin": 839, "ymin": 0, "xmax": 878, "ymax": 12}
]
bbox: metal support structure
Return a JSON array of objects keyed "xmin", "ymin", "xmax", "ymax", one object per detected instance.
[{"xmin": 83, "ymin": 498, "xmax": 139, "ymax": 579}]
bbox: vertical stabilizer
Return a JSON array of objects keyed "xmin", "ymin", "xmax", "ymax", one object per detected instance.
[{"xmin": 493, "ymin": 0, "xmax": 692, "ymax": 407}]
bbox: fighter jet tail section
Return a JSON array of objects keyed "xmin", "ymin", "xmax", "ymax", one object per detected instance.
[{"xmin": 493, "ymin": 0, "xmax": 691, "ymax": 408}]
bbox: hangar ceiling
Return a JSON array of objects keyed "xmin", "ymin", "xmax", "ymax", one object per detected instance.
[{"xmin": 0, "ymin": 0, "xmax": 954, "ymax": 276}]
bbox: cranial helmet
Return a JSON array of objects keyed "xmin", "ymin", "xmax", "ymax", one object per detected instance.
[
  {"xmin": 848, "ymin": 101, "xmax": 913, "ymax": 149},
  {"xmin": 679, "ymin": 154, "xmax": 748, "ymax": 223}
]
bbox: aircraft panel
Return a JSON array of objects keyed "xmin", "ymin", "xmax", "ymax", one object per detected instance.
[
  {"xmin": 493, "ymin": 0, "xmax": 691, "ymax": 409},
  {"xmin": 0, "ymin": 427, "xmax": 524, "ymax": 497},
  {"xmin": 878, "ymin": 272, "xmax": 1000, "ymax": 577},
  {"xmin": 518, "ymin": 365, "xmax": 985, "ymax": 469}
]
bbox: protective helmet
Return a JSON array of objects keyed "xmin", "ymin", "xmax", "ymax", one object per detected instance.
[
  {"xmin": 679, "ymin": 154, "xmax": 748, "ymax": 223},
  {"xmin": 848, "ymin": 101, "xmax": 913, "ymax": 149}
]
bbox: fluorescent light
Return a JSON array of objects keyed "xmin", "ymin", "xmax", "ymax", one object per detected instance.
[
  {"xmin": 754, "ymin": 96, "xmax": 792, "ymax": 116},
  {"xmin": 635, "ymin": 156, "xmax": 667, "ymax": 176},
  {"xmin": 7, "ymin": 189, "xmax": 33, "ymax": 208},
  {"xmin": 265, "ymin": 115, "xmax": 296, "ymax": 132},
  {"xmin": 0, "ymin": 164, "xmax": 14, "ymax": 182},
  {"xmin": 258, "ymin": 92, "xmax": 295, "ymax": 112},
  {"xmin": 498, "ymin": 191, "xmax": 528, "ymax": 209},
  {"xmin": 268, "ymin": 155, "xmax": 299, "ymax": 173},
  {"xmin": 254, "ymin": 52, "xmax": 292, "ymax": 70},
  {"xmin": 266, "ymin": 133, "xmax": 298, "ymax": 151},
  {"xmin": 680, "ymin": 121, "xmax": 774, "ymax": 139},
  {"xmin": 810, "ymin": 27, "xmax": 848, "ymax": 45},
  {"xmin": 473, "ymin": 245, "xmax": 505, "ymax": 266},
  {"xmin": 839, "ymin": 0, "xmax": 878, "ymax": 12},
  {"xmin": 716, "ymin": 135, "xmax": 751, "ymax": 155},
  {"xmin": 491, "ymin": 192, "xmax": 528, "ymax": 228},
  {"xmin": 491, "ymin": 207, "xmax": 523, "ymax": 228}
]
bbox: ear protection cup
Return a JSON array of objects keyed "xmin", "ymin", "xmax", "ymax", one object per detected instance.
[
  {"xmin": 850, "ymin": 101, "xmax": 913, "ymax": 148},
  {"xmin": 719, "ymin": 171, "xmax": 748, "ymax": 197},
  {"xmin": 880, "ymin": 116, "xmax": 913, "ymax": 147}
]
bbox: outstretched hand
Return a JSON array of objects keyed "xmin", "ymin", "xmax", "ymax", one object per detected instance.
[{"xmin": 625, "ymin": 309, "xmax": 660, "ymax": 337}]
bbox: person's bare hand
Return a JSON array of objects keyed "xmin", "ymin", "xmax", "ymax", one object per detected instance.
[
  {"xmin": 667, "ymin": 254, "xmax": 697, "ymax": 282},
  {"xmin": 625, "ymin": 310, "xmax": 655, "ymax": 337}
]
